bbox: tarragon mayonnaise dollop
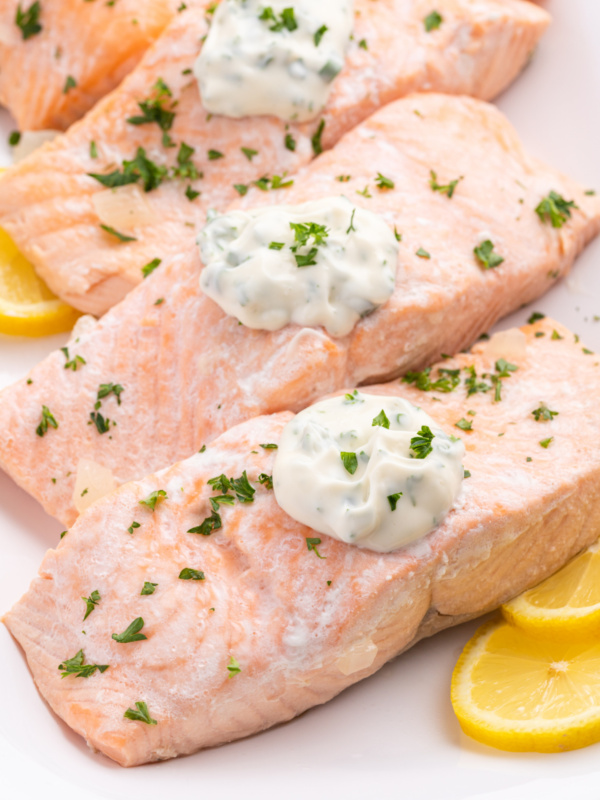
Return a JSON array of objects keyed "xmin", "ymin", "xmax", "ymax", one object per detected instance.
[
  {"xmin": 198, "ymin": 196, "xmax": 398, "ymax": 338},
  {"xmin": 273, "ymin": 393, "xmax": 465, "ymax": 553},
  {"xmin": 194, "ymin": 0, "xmax": 354, "ymax": 122}
]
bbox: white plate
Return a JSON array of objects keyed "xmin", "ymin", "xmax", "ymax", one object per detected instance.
[{"xmin": 1, "ymin": 2, "xmax": 600, "ymax": 797}]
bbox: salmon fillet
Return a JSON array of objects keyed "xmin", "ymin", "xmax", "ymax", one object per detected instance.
[
  {"xmin": 0, "ymin": 0, "xmax": 550, "ymax": 314},
  {"xmin": 0, "ymin": 93, "xmax": 598, "ymax": 527},
  {"xmin": 5, "ymin": 318, "xmax": 600, "ymax": 766},
  {"xmin": 0, "ymin": 0, "xmax": 187, "ymax": 131}
]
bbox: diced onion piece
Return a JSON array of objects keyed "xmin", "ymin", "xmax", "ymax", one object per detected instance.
[
  {"xmin": 478, "ymin": 328, "xmax": 527, "ymax": 362},
  {"xmin": 92, "ymin": 184, "xmax": 158, "ymax": 232},
  {"xmin": 336, "ymin": 638, "xmax": 378, "ymax": 676},
  {"xmin": 73, "ymin": 458, "xmax": 118, "ymax": 513},
  {"xmin": 12, "ymin": 130, "xmax": 61, "ymax": 163}
]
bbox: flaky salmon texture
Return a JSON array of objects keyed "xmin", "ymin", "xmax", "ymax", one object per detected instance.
[
  {"xmin": 5, "ymin": 318, "xmax": 600, "ymax": 766},
  {"xmin": 0, "ymin": 93, "xmax": 598, "ymax": 528},
  {"xmin": 0, "ymin": 0, "xmax": 550, "ymax": 314},
  {"xmin": 0, "ymin": 0, "xmax": 188, "ymax": 131}
]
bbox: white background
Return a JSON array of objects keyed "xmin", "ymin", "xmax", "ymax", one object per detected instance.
[{"xmin": 0, "ymin": 1, "xmax": 599, "ymax": 797}]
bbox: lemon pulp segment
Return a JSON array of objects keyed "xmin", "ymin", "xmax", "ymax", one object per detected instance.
[{"xmin": 0, "ymin": 227, "xmax": 80, "ymax": 336}]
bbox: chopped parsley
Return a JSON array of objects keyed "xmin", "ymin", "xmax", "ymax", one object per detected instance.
[
  {"xmin": 36, "ymin": 405, "xmax": 58, "ymax": 437},
  {"xmin": 429, "ymin": 170, "xmax": 462, "ymax": 198},
  {"xmin": 474, "ymin": 240, "xmax": 504, "ymax": 270},
  {"xmin": 82, "ymin": 590, "xmax": 100, "ymax": 621},
  {"xmin": 358, "ymin": 38, "xmax": 368, "ymax": 50},
  {"xmin": 90, "ymin": 411, "xmax": 110, "ymax": 434},
  {"xmin": 89, "ymin": 147, "xmax": 167, "ymax": 192},
  {"xmin": 188, "ymin": 510, "xmax": 222, "ymax": 536},
  {"xmin": 16, "ymin": 1, "xmax": 42, "ymax": 40},
  {"xmin": 179, "ymin": 568, "xmax": 205, "ymax": 581},
  {"xmin": 311, "ymin": 118, "xmax": 325, "ymax": 156},
  {"xmin": 234, "ymin": 183, "xmax": 249, "ymax": 196},
  {"xmin": 112, "ymin": 617, "xmax": 147, "ymax": 643},
  {"xmin": 539, "ymin": 437, "xmax": 554, "ymax": 449},
  {"xmin": 403, "ymin": 366, "xmax": 460, "ymax": 393},
  {"xmin": 269, "ymin": 242, "xmax": 285, "ymax": 250},
  {"xmin": 372, "ymin": 409, "xmax": 390, "ymax": 429},
  {"xmin": 528, "ymin": 311, "xmax": 545, "ymax": 324},
  {"xmin": 387, "ymin": 492, "xmax": 402, "ymax": 511},
  {"xmin": 424, "ymin": 11, "xmax": 443, "ymax": 31},
  {"xmin": 230, "ymin": 471, "xmax": 256, "ymax": 503},
  {"xmin": 241, "ymin": 147, "xmax": 258, "ymax": 161},
  {"xmin": 258, "ymin": 473, "xmax": 273, "ymax": 490},
  {"xmin": 59, "ymin": 650, "xmax": 108, "ymax": 679},
  {"xmin": 551, "ymin": 329, "xmax": 564, "ymax": 340},
  {"xmin": 227, "ymin": 656, "xmax": 242, "ymax": 678},
  {"xmin": 139, "ymin": 489, "xmax": 167, "ymax": 511},
  {"xmin": 173, "ymin": 142, "xmax": 201, "ymax": 179},
  {"xmin": 375, "ymin": 173, "xmax": 394, "ymax": 190},
  {"xmin": 208, "ymin": 149, "xmax": 224, "ymax": 161},
  {"xmin": 98, "ymin": 382, "xmax": 124, "ymax": 404},
  {"xmin": 306, "ymin": 537, "xmax": 326, "ymax": 558},
  {"xmin": 100, "ymin": 224, "xmax": 137, "ymax": 243},
  {"xmin": 356, "ymin": 185, "xmax": 372, "ymax": 198},
  {"xmin": 340, "ymin": 451, "xmax": 358, "ymax": 474},
  {"xmin": 284, "ymin": 133, "xmax": 296, "ymax": 151},
  {"xmin": 141, "ymin": 582, "xmax": 158, "ymax": 596},
  {"xmin": 126, "ymin": 78, "xmax": 175, "ymax": 138},
  {"xmin": 142, "ymin": 258, "xmax": 162, "ymax": 278},
  {"xmin": 8, "ymin": 131, "xmax": 21, "ymax": 146},
  {"xmin": 410, "ymin": 426, "xmax": 435, "ymax": 459},
  {"xmin": 259, "ymin": 6, "xmax": 297, "ymax": 32},
  {"xmin": 124, "ymin": 701, "xmax": 157, "ymax": 725},
  {"xmin": 185, "ymin": 186, "xmax": 200, "ymax": 201},
  {"xmin": 455, "ymin": 418, "xmax": 472, "ymax": 431},
  {"xmin": 535, "ymin": 191, "xmax": 577, "ymax": 228},
  {"xmin": 61, "ymin": 347, "xmax": 86, "ymax": 371},
  {"xmin": 336, "ymin": 175, "xmax": 351, "ymax": 182},
  {"xmin": 464, "ymin": 365, "xmax": 491, "ymax": 397},
  {"xmin": 89, "ymin": 140, "xmax": 98, "ymax": 159},
  {"xmin": 532, "ymin": 403, "xmax": 558, "ymax": 422},
  {"xmin": 260, "ymin": 443, "xmax": 278, "ymax": 449},
  {"xmin": 127, "ymin": 521, "xmax": 141, "ymax": 535},
  {"xmin": 253, "ymin": 173, "xmax": 294, "ymax": 191},
  {"xmin": 416, "ymin": 248, "xmax": 431, "ymax": 259}
]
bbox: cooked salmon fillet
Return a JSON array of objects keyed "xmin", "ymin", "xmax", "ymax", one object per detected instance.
[
  {"xmin": 5, "ymin": 318, "xmax": 600, "ymax": 766},
  {"xmin": 0, "ymin": 93, "xmax": 598, "ymax": 527},
  {"xmin": 0, "ymin": 0, "xmax": 550, "ymax": 314},
  {"xmin": 0, "ymin": 0, "xmax": 187, "ymax": 131}
]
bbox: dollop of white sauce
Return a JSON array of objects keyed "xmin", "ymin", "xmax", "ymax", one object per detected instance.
[
  {"xmin": 194, "ymin": 0, "xmax": 354, "ymax": 122},
  {"xmin": 273, "ymin": 393, "xmax": 465, "ymax": 553},
  {"xmin": 198, "ymin": 196, "xmax": 398, "ymax": 338}
]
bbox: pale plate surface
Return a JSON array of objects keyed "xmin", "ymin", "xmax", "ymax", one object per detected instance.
[{"xmin": 0, "ymin": 2, "xmax": 599, "ymax": 797}]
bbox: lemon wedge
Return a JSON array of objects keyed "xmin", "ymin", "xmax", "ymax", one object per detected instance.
[
  {"xmin": 0, "ymin": 227, "xmax": 80, "ymax": 337},
  {"xmin": 451, "ymin": 617, "xmax": 600, "ymax": 752},
  {"xmin": 502, "ymin": 541, "xmax": 600, "ymax": 638}
]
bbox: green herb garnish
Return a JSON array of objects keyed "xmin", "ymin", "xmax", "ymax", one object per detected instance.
[
  {"xmin": 340, "ymin": 451, "xmax": 358, "ymax": 474},
  {"xmin": 16, "ymin": 1, "xmax": 42, "ymax": 40},
  {"xmin": 139, "ymin": 489, "xmax": 167, "ymax": 511},
  {"xmin": 306, "ymin": 537, "xmax": 326, "ymax": 558},
  {"xmin": 410, "ymin": 426, "xmax": 435, "ymax": 459},
  {"xmin": 535, "ymin": 191, "xmax": 577, "ymax": 228},
  {"xmin": 112, "ymin": 617, "xmax": 147, "ymax": 643},
  {"xmin": 36, "ymin": 405, "xmax": 58, "ymax": 437},
  {"xmin": 474, "ymin": 240, "xmax": 504, "ymax": 270},
  {"xmin": 424, "ymin": 11, "xmax": 443, "ymax": 31},
  {"xmin": 179, "ymin": 568, "xmax": 205, "ymax": 581},
  {"xmin": 82, "ymin": 590, "xmax": 100, "ymax": 621},
  {"xmin": 124, "ymin": 701, "xmax": 157, "ymax": 725},
  {"xmin": 141, "ymin": 582, "xmax": 158, "ymax": 595},
  {"xmin": 532, "ymin": 403, "xmax": 558, "ymax": 422},
  {"xmin": 59, "ymin": 650, "xmax": 108, "ymax": 679}
]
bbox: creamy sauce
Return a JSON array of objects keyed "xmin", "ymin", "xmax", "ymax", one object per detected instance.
[
  {"xmin": 199, "ymin": 196, "xmax": 398, "ymax": 338},
  {"xmin": 273, "ymin": 393, "xmax": 465, "ymax": 552},
  {"xmin": 194, "ymin": 0, "xmax": 354, "ymax": 122}
]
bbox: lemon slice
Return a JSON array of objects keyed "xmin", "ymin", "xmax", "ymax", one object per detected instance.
[
  {"xmin": 502, "ymin": 540, "xmax": 600, "ymax": 638},
  {"xmin": 0, "ymin": 227, "xmax": 80, "ymax": 337},
  {"xmin": 451, "ymin": 617, "xmax": 600, "ymax": 752}
]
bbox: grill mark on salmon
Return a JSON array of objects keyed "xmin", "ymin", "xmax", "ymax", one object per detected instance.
[
  {"xmin": 4, "ymin": 318, "xmax": 600, "ymax": 766},
  {"xmin": 0, "ymin": 0, "xmax": 550, "ymax": 314},
  {"xmin": 0, "ymin": 0, "xmax": 188, "ymax": 131},
  {"xmin": 0, "ymin": 93, "xmax": 598, "ymax": 527}
]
